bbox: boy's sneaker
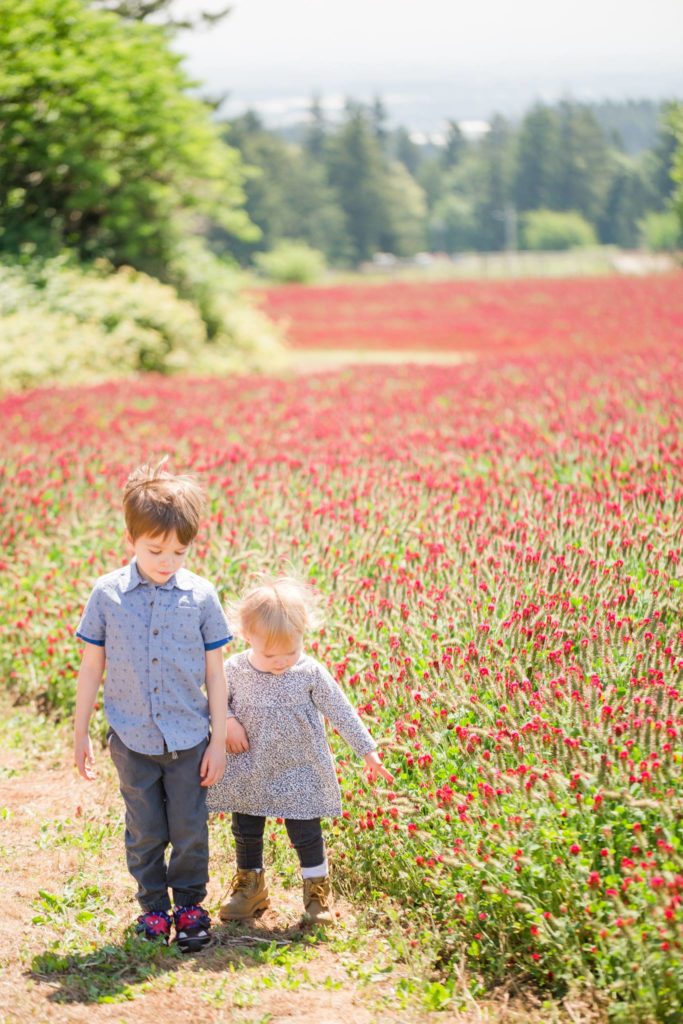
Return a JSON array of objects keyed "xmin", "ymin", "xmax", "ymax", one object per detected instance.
[
  {"xmin": 135, "ymin": 909, "xmax": 172, "ymax": 943},
  {"xmin": 219, "ymin": 869, "xmax": 270, "ymax": 920},
  {"xmin": 173, "ymin": 904, "xmax": 212, "ymax": 953}
]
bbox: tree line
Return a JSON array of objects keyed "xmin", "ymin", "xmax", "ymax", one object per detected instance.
[
  {"xmin": 1, "ymin": 0, "xmax": 682, "ymax": 278},
  {"xmin": 213, "ymin": 98, "xmax": 681, "ymax": 267}
]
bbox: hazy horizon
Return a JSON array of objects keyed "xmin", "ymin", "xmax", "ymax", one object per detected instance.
[{"xmin": 174, "ymin": 0, "xmax": 683, "ymax": 130}]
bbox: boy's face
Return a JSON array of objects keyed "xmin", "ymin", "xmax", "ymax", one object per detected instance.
[
  {"xmin": 128, "ymin": 530, "xmax": 189, "ymax": 585},
  {"xmin": 246, "ymin": 631, "xmax": 303, "ymax": 674}
]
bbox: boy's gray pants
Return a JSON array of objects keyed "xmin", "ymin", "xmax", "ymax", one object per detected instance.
[{"xmin": 108, "ymin": 730, "xmax": 209, "ymax": 913}]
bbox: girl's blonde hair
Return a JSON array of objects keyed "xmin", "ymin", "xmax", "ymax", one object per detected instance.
[{"xmin": 230, "ymin": 575, "xmax": 322, "ymax": 649}]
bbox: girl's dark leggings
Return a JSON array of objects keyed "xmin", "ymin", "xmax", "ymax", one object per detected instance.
[{"xmin": 231, "ymin": 812, "xmax": 324, "ymax": 869}]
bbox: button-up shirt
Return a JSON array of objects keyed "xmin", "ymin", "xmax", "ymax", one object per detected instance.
[{"xmin": 76, "ymin": 559, "xmax": 231, "ymax": 754}]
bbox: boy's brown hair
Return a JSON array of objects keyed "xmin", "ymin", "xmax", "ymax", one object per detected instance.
[{"xmin": 123, "ymin": 459, "xmax": 206, "ymax": 546}]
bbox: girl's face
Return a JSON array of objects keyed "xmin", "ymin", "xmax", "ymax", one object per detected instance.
[{"xmin": 246, "ymin": 630, "xmax": 303, "ymax": 674}]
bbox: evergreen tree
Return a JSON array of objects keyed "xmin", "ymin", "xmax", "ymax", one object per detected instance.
[
  {"xmin": 417, "ymin": 158, "xmax": 448, "ymax": 211},
  {"xmin": 649, "ymin": 102, "xmax": 680, "ymax": 209},
  {"xmin": 550, "ymin": 102, "xmax": 613, "ymax": 224},
  {"xmin": 215, "ymin": 114, "xmax": 350, "ymax": 265},
  {"xmin": 669, "ymin": 103, "xmax": 683, "ymax": 234},
  {"xmin": 325, "ymin": 108, "xmax": 391, "ymax": 263},
  {"xmin": 442, "ymin": 120, "xmax": 466, "ymax": 169},
  {"xmin": 394, "ymin": 127, "xmax": 421, "ymax": 176},
  {"xmin": 513, "ymin": 104, "xmax": 559, "ymax": 211},
  {"xmin": 304, "ymin": 95, "xmax": 327, "ymax": 161},
  {"xmin": 371, "ymin": 96, "xmax": 390, "ymax": 152},
  {"xmin": 380, "ymin": 163, "xmax": 427, "ymax": 256},
  {"xmin": 598, "ymin": 157, "xmax": 652, "ymax": 247},
  {"xmin": 473, "ymin": 115, "xmax": 514, "ymax": 250}
]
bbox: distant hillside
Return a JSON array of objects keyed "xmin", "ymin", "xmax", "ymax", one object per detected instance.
[
  {"xmin": 269, "ymin": 97, "xmax": 669, "ymax": 154},
  {"xmin": 588, "ymin": 99, "xmax": 667, "ymax": 153}
]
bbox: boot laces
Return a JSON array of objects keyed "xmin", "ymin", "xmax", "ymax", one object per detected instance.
[
  {"xmin": 308, "ymin": 880, "xmax": 329, "ymax": 906},
  {"xmin": 231, "ymin": 870, "xmax": 255, "ymax": 893}
]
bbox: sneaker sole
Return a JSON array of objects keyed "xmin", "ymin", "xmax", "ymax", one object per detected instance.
[{"xmin": 176, "ymin": 933, "xmax": 212, "ymax": 953}]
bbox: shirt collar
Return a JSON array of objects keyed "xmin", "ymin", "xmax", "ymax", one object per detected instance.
[{"xmin": 123, "ymin": 559, "xmax": 194, "ymax": 593}]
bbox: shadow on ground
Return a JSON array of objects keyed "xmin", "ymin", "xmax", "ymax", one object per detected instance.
[{"xmin": 30, "ymin": 915, "xmax": 328, "ymax": 1005}]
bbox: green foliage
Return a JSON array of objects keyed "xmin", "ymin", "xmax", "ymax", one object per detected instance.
[
  {"xmin": 513, "ymin": 104, "xmax": 560, "ymax": 212},
  {"xmin": 522, "ymin": 209, "xmax": 598, "ymax": 251},
  {"xmin": 217, "ymin": 114, "xmax": 351, "ymax": 266},
  {"xmin": 598, "ymin": 156, "xmax": 655, "ymax": 247},
  {"xmin": 324, "ymin": 107, "xmax": 393, "ymax": 264},
  {"xmin": 253, "ymin": 240, "xmax": 326, "ymax": 284},
  {"xmin": 639, "ymin": 211, "xmax": 682, "ymax": 251},
  {"xmin": 0, "ymin": 255, "xmax": 284, "ymax": 390},
  {"xmin": 428, "ymin": 194, "xmax": 478, "ymax": 252},
  {"xmin": 218, "ymin": 98, "xmax": 679, "ymax": 266},
  {"xmin": 669, "ymin": 103, "xmax": 683, "ymax": 237},
  {"xmin": 380, "ymin": 162, "xmax": 427, "ymax": 257},
  {"xmin": 0, "ymin": 0, "xmax": 253, "ymax": 276}
]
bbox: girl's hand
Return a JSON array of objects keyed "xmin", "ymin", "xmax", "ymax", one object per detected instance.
[
  {"xmin": 364, "ymin": 750, "xmax": 394, "ymax": 784},
  {"xmin": 226, "ymin": 717, "xmax": 250, "ymax": 753}
]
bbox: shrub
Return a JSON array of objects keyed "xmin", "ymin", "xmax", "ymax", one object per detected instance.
[
  {"xmin": 522, "ymin": 209, "xmax": 598, "ymax": 251},
  {"xmin": 253, "ymin": 240, "xmax": 326, "ymax": 284},
  {"xmin": 0, "ymin": 256, "xmax": 285, "ymax": 390},
  {"xmin": 639, "ymin": 211, "xmax": 682, "ymax": 251}
]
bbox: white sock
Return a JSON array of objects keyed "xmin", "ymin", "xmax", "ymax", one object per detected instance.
[{"xmin": 301, "ymin": 859, "xmax": 328, "ymax": 879}]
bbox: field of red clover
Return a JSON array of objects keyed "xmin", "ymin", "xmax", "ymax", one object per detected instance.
[{"xmin": 1, "ymin": 274, "xmax": 682, "ymax": 1021}]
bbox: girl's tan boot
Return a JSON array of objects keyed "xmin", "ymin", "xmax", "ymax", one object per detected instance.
[
  {"xmin": 302, "ymin": 875, "xmax": 333, "ymax": 925},
  {"xmin": 219, "ymin": 869, "xmax": 270, "ymax": 920}
]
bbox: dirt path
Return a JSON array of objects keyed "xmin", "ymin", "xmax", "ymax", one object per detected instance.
[
  {"xmin": 0, "ymin": 703, "xmax": 557, "ymax": 1024},
  {"xmin": 287, "ymin": 349, "xmax": 475, "ymax": 374}
]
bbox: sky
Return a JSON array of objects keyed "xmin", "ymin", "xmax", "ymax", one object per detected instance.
[{"xmin": 174, "ymin": 0, "xmax": 683, "ymax": 129}]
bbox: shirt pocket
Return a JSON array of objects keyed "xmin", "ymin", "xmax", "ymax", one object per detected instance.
[{"xmin": 171, "ymin": 607, "xmax": 201, "ymax": 644}]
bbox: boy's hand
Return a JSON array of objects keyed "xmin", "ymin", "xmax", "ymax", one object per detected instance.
[
  {"xmin": 364, "ymin": 751, "xmax": 394, "ymax": 784},
  {"xmin": 200, "ymin": 737, "xmax": 226, "ymax": 787},
  {"xmin": 226, "ymin": 717, "xmax": 250, "ymax": 754},
  {"xmin": 74, "ymin": 734, "xmax": 96, "ymax": 780}
]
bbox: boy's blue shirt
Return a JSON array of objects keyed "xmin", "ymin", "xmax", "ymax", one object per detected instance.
[{"xmin": 76, "ymin": 558, "xmax": 231, "ymax": 755}]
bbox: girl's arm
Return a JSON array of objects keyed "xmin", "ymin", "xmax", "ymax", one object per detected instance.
[
  {"xmin": 200, "ymin": 648, "xmax": 228, "ymax": 786},
  {"xmin": 311, "ymin": 665, "xmax": 393, "ymax": 782},
  {"xmin": 73, "ymin": 642, "xmax": 106, "ymax": 780},
  {"xmin": 224, "ymin": 664, "xmax": 249, "ymax": 752}
]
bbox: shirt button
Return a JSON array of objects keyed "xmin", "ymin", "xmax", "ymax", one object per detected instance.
[
  {"xmin": 152, "ymin": 657, "xmax": 159, "ymax": 664},
  {"xmin": 153, "ymin": 629, "xmax": 159, "ymax": 636}
]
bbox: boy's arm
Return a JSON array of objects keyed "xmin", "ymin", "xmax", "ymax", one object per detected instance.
[
  {"xmin": 200, "ymin": 648, "xmax": 228, "ymax": 787},
  {"xmin": 73, "ymin": 642, "xmax": 106, "ymax": 780}
]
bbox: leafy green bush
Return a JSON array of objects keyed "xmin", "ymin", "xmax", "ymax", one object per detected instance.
[
  {"xmin": 0, "ymin": 256, "xmax": 285, "ymax": 390},
  {"xmin": 522, "ymin": 209, "xmax": 598, "ymax": 251},
  {"xmin": 253, "ymin": 240, "xmax": 326, "ymax": 283},
  {"xmin": 0, "ymin": 0, "xmax": 254, "ymax": 276},
  {"xmin": 639, "ymin": 211, "xmax": 682, "ymax": 251}
]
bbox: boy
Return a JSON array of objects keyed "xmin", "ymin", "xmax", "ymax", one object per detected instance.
[{"xmin": 73, "ymin": 460, "xmax": 230, "ymax": 952}]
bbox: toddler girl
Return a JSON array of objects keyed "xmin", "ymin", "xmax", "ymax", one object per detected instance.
[{"xmin": 207, "ymin": 575, "xmax": 393, "ymax": 924}]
